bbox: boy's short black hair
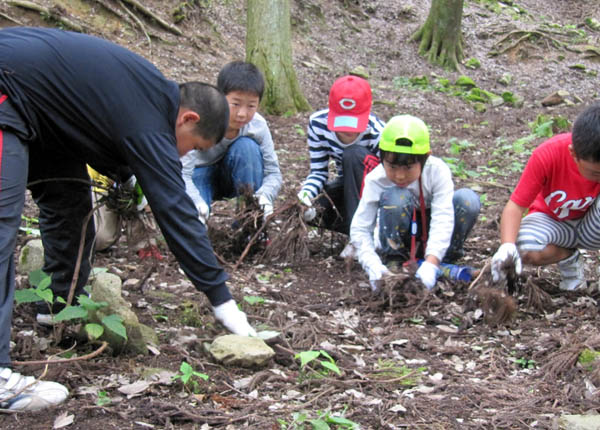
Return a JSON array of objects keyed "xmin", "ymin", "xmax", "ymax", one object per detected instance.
[
  {"xmin": 217, "ymin": 61, "xmax": 265, "ymax": 100},
  {"xmin": 380, "ymin": 149, "xmax": 429, "ymax": 167},
  {"xmin": 572, "ymin": 102, "xmax": 600, "ymax": 162},
  {"xmin": 179, "ymin": 82, "xmax": 229, "ymax": 143}
]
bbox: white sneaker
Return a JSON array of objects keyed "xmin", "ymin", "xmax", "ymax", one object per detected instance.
[
  {"xmin": 339, "ymin": 243, "xmax": 356, "ymax": 260},
  {"xmin": 0, "ymin": 367, "xmax": 68, "ymax": 411},
  {"xmin": 558, "ymin": 250, "xmax": 587, "ymax": 291}
]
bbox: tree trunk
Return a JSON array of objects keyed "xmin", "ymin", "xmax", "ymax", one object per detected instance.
[
  {"xmin": 246, "ymin": 0, "xmax": 311, "ymax": 115},
  {"xmin": 411, "ymin": 0, "xmax": 464, "ymax": 71}
]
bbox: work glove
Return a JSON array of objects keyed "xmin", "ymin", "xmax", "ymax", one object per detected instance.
[
  {"xmin": 256, "ymin": 193, "xmax": 273, "ymax": 222},
  {"xmin": 491, "ymin": 242, "xmax": 522, "ymax": 282},
  {"xmin": 213, "ymin": 299, "xmax": 257, "ymax": 337},
  {"xmin": 196, "ymin": 197, "xmax": 210, "ymax": 225},
  {"xmin": 124, "ymin": 175, "xmax": 147, "ymax": 211},
  {"xmin": 416, "ymin": 261, "xmax": 441, "ymax": 290},
  {"xmin": 367, "ymin": 263, "xmax": 391, "ymax": 292},
  {"xmin": 297, "ymin": 190, "xmax": 317, "ymax": 222}
]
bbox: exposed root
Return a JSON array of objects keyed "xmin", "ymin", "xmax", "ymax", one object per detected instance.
[
  {"xmin": 523, "ymin": 277, "xmax": 553, "ymax": 312},
  {"xmin": 472, "ymin": 287, "xmax": 517, "ymax": 326},
  {"xmin": 259, "ymin": 199, "xmax": 310, "ymax": 263}
]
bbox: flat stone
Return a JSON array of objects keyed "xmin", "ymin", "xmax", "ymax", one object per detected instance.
[{"xmin": 209, "ymin": 334, "xmax": 275, "ymax": 367}]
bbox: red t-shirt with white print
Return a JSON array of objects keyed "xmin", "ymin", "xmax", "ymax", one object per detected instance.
[{"xmin": 510, "ymin": 133, "xmax": 600, "ymax": 221}]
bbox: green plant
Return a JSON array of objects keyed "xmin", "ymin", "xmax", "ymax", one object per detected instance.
[
  {"xmin": 278, "ymin": 408, "xmax": 359, "ymax": 429},
  {"xmin": 295, "ymin": 350, "xmax": 341, "ymax": 380},
  {"xmin": 172, "ymin": 361, "xmax": 209, "ymax": 393},
  {"xmin": 514, "ymin": 357, "xmax": 536, "ymax": 369},
  {"xmin": 19, "ymin": 215, "xmax": 40, "ymax": 236},
  {"xmin": 375, "ymin": 359, "xmax": 425, "ymax": 386},
  {"xmin": 243, "ymin": 295, "xmax": 265, "ymax": 306},
  {"xmin": 96, "ymin": 390, "xmax": 111, "ymax": 407},
  {"xmin": 15, "ymin": 269, "xmax": 127, "ymax": 341},
  {"xmin": 578, "ymin": 348, "xmax": 600, "ymax": 371}
]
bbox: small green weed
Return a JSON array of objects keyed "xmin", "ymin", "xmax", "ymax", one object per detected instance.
[
  {"xmin": 295, "ymin": 350, "xmax": 341, "ymax": 381},
  {"xmin": 172, "ymin": 361, "xmax": 209, "ymax": 394}
]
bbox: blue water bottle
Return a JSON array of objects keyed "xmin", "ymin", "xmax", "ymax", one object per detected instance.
[{"xmin": 418, "ymin": 260, "xmax": 473, "ymax": 282}]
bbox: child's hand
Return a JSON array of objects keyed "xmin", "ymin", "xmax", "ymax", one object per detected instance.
[
  {"xmin": 416, "ymin": 261, "xmax": 440, "ymax": 290},
  {"xmin": 367, "ymin": 263, "xmax": 390, "ymax": 292},
  {"xmin": 491, "ymin": 243, "xmax": 522, "ymax": 282},
  {"xmin": 297, "ymin": 190, "xmax": 316, "ymax": 221},
  {"xmin": 256, "ymin": 193, "xmax": 273, "ymax": 222}
]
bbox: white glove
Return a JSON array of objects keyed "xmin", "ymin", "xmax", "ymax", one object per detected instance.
[
  {"xmin": 416, "ymin": 261, "xmax": 441, "ymax": 290},
  {"xmin": 491, "ymin": 242, "xmax": 522, "ymax": 282},
  {"xmin": 124, "ymin": 175, "xmax": 147, "ymax": 211},
  {"xmin": 196, "ymin": 197, "xmax": 210, "ymax": 225},
  {"xmin": 256, "ymin": 194, "xmax": 273, "ymax": 222},
  {"xmin": 297, "ymin": 190, "xmax": 316, "ymax": 222},
  {"xmin": 367, "ymin": 263, "xmax": 390, "ymax": 292},
  {"xmin": 213, "ymin": 299, "xmax": 257, "ymax": 337}
]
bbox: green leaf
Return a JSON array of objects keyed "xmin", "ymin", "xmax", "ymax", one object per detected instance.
[
  {"xmin": 14, "ymin": 289, "xmax": 41, "ymax": 304},
  {"xmin": 84, "ymin": 323, "xmax": 104, "ymax": 340},
  {"xmin": 92, "ymin": 267, "xmax": 109, "ymax": 275},
  {"xmin": 77, "ymin": 295, "xmax": 107, "ymax": 311},
  {"xmin": 36, "ymin": 287, "xmax": 54, "ymax": 304},
  {"xmin": 309, "ymin": 419, "xmax": 330, "ymax": 430},
  {"xmin": 321, "ymin": 360, "xmax": 341, "ymax": 376},
  {"xmin": 295, "ymin": 350, "xmax": 320, "ymax": 369},
  {"xmin": 28, "ymin": 269, "xmax": 49, "ymax": 287},
  {"xmin": 102, "ymin": 314, "xmax": 127, "ymax": 339},
  {"xmin": 38, "ymin": 275, "xmax": 51, "ymax": 290},
  {"xmin": 180, "ymin": 361, "xmax": 193, "ymax": 375},
  {"xmin": 243, "ymin": 295, "xmax": 265, "ymax": 306},
  {"xmin": 53, "ymin": 305, "xmax": 88, "ymax": 322},
  {"xmin": 324, "ymin": 415, "xmax": 359, "ymax": 428}
]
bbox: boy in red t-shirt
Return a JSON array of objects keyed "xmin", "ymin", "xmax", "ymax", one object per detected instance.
[{"xmin": 492, "ymin": 102, "xmax": 600, "ymax": 290}]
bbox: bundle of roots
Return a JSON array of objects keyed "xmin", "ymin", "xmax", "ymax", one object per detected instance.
[{"xmin": 259, "ymin": 199, "xmax": 311, "ymax": 263}]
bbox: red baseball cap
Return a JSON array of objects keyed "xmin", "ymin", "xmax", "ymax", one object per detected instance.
[{"xmin": 327, "ymin": 75, "xmax": 372, "ymax": 133}]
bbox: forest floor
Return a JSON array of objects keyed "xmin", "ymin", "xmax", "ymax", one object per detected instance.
[{"xmin": 2, "ymin": 0, "xmax": 600, "ymax": 429}]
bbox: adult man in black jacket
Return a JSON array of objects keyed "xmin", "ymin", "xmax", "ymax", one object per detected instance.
[{"xmin": 0, "ymin": 27, "xmax": 255, "ymax": 411}]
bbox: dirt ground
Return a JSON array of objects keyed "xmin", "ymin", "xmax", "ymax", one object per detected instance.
[{"xmin": 2, "ymin": 0, "xmax": 600, "ymax": 429}]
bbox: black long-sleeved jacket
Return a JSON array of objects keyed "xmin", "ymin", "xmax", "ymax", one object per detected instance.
[{"xmin": 0, "ymin": 27, "xmax": 231, "ymax": 305}]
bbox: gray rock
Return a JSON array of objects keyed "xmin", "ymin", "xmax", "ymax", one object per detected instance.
[
  {"xmin": 18, "ymin": 239, "xmax": 45, "ymax": 275},
  {"xmin": 558, "ymin": 414, "xmax": 600, "ymax": 430},
  {"xmin": 90, "ymin": 272, "xmax": 158, "ymax": 355},
  {"xmin": 209, "ymin": 334, "xmax": 275, "ymax": 367}
]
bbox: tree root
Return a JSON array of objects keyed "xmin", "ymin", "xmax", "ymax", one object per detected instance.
[
  {"xmin": 490, "ymin": 27, "xmax": 596, "ymax": 57},
  {"xmin": 8, "ymin": 0, "xmax": 84, "ymax": 32},
  {"xmin": 119, "ymin": 0, "xmax": 182, "ymax": 36}
]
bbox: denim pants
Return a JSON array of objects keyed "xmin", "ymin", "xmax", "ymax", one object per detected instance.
[
  {"xmin": 378, "ymin": 187, "xmax": 480, "ymax": 262},
  {"xmin": 192, "ymin": 136, "xmax": 264, "ymax": 207}
]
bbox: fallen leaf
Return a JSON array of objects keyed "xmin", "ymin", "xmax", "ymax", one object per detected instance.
[{"xmin": 53, "ymin": 411, "xmax": 74, "ymax": 429}]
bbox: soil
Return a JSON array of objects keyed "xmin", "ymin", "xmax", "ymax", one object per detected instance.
[{"xmin": 2, "ymin": 0, "xmax": 600, "ymax": 429}]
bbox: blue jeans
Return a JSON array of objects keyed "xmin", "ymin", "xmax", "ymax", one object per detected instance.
[
  {"xmin": 192, "ymin": 136, "xmax": 264, "ymax": 207},
  {"xmin": 378, "ymin": 187, "xmax": 480, "ymax": 262}
]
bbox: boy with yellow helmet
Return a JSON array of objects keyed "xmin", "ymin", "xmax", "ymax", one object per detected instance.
[{"xmin": 350, "ymin": 115, "xmax": 480, "ymax": 290}]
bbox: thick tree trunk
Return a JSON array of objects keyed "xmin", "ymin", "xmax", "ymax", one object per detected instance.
[
  {"xmin": 246, "ymin": 0, "xmax": 311, "ymax": 115},
  {"xmin": 411, "ymin": 0, "xmax": 464, "ymax": 71}
]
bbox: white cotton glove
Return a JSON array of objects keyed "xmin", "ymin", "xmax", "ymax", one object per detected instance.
[
  {"xmin": 124, "ymin": 175, "xmax": 147, "ymax": 211},
  {"xmin": 491, "ymin": 242, "xmax": 522, "ymax": 282},
  {"xmin": 297, "ymin": 190, "xmax": 317, "ymax": 222},
  {"xmin": 416, "ymin": 261, "xmax": 441, "ymax": 290},
  {"xmin": 196, "ymin": 197, "xmax": 210, "ymax": 225},
  {"xmin": 213, "ymin": 299, "xmax": 257, "ymax": 337},
  {"xmin": 367, "ymin": 263, "xmax": 391, "ymax": 292},
  {"xmin": 256, "ymin": 194, "xmax": 273, "ymax": 222}
]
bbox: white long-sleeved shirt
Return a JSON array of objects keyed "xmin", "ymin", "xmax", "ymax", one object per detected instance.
[
  {"xmin": 350, "ymin": 156, "xmax": 455, "ymax": 271},
  {"xmin": 180, "ymin": 112, "xmax": 282, "ymax": 209}
]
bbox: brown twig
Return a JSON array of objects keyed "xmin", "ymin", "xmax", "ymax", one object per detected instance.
[{"xmin": 13, "ymin": 341, "xmax": 108, "ymax": 365}]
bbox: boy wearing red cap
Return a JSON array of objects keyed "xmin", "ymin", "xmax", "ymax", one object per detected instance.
[{"xmin": 297, "ymin": 75, "xmax": 385, "ymax": 251}]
